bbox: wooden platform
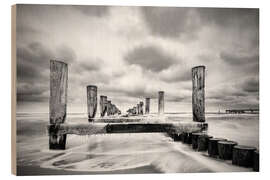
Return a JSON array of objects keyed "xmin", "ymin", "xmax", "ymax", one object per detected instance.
[{"xmin": 48, "ymin": 122, "xmax": 208, "ymax": 135}]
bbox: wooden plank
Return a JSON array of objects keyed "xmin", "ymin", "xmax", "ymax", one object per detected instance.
[{"xmin": 48, "ymin": 122, "xmax": 208, "ymax": 135}]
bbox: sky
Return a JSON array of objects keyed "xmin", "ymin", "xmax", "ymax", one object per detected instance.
[{"xmin": 16, "ymin": 4, "xmax": 259, "ymax": 113}]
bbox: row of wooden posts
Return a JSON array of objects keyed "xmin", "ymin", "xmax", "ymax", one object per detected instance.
[
  {"xmin": 50, "ymin": 59, "xmax": 206, "ymax": 123},
  {"xmin": 87, "ymin": 85, "xmax": 121, "ymax": 120},
  {"xmin": 48, "ymin": 60, "xmax": 259, "ymax": 171},
  {"xmin": 49, "ymin": 60, "xmax": 206, "ymax": 148},
  {"xmin": 168, "ymin": 132, "xmax": 259, "ymax": 171},
  {"xmin": 126, "ymin": 91, "xmax": 165, "ymax": 116}
]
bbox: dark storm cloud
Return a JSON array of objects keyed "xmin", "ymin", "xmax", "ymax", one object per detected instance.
[
  {"xmin": 17, "ymin": 83, "xmax": 48, "ymax": 102},
  {"xmin": 241, "ymin": 77, "xmax": 259, "ymax": 93},
  {"xmin": 198, "ymin": 8, "xmax": 259, "ymax": 30},
  {"xmin": 141, "ymin": 7, "xmax": 199, "ymax": 39},
  {"xmin": 124, "ymin": 45, "xmax": 178, "ymax": 72},
  {"xmin": 72, "ymin": 5, "xmax": 110, "ymax": 17},
  {"xmin": 141, "ymin": 7, "xmax": 259, "ymax": 43},
  {"xmin": 16, "ymin": 41, "xmax": 76, "ymax": 101},
  {"xmin": 220, "ymin": 51, "xmax": 259, "ymax": 66}
]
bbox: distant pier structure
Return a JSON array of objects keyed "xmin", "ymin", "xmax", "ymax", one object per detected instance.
[{"xmin": 225, "ymin": 109, "xmax": 259, "ymax": 114}]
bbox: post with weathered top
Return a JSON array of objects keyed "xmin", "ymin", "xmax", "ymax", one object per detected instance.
[
  {"xmin": 87, "ymin": 85, "xmax": 97, "ymax": 121},
  {"xmin": 139, "ymin": 101, "xmax": 144, "ymax": 114},
  {"xmin": 49, "ymin": 60, "xmax": 68, "ymax": 150},
  {"xmin": 192, "ymin": 66, "xmax": 205, "ymax": 122},
  {"xmin": 145, "ymin": 98, "xmax": 150, "ymax": 114},
  {"xmin": 100, "ymin": 95, "xmax": 107, "ymax": 117},
  {"xmin": 137, "ymin": 104, "xmax": 140, "ymax": 115},
  {"xmin": 107, "ymin": 100, "xmax": 112, "ymax": 116},
  {"xmin": 158, "ymin": 91, "xmax": 164, "ymax": 115}
]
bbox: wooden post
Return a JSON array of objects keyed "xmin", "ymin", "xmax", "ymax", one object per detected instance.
[
  {"xmin": 232, "ymin": 145, "xmax": 256, "ymax": 167},
  {"xmin": 137, "ymin": 104, "xmax": 140, "ymax": 115},
  {"xmin": 100, "ymin": 96, "xmax": 107, "ymax": 117},
  {"xmin": 158, "ymin": 91, "xmax": 164, "ymax": 115},
  {"xmin": 192, "ymin": 66, "xmax": 205, "ymax": 122},
  {"xmin": 139, "ymin": 101, "xmax": 144, "ymax": 114},
  {"xmin": 208, "ymin": 138, "xmax": 227, "ymax": 157},
  {"xmin": 145, "ymin": 98, "xmax": 150, "ymax": 114},
  {"xmin": 49, "ymin": 60, "xmax": 68, "ymax": 150},
  {"xmin": 87, "ymin": 85, "xmax": 97, "ymax": 120},
  {"xmin": 198, "ymin": 134, "xmax": 213, "ymax": 151},
  {"xmin": 182, "ymin": 132, "xmax": 192, "ymax": 144},
  {"xmin": 218, "ymin": 141, "xmax": 238, "ymax": 160},
  {"xmin": 192, "ymin": 133, "xmax": 204, "ymax": 150},
  {"xmin": 107, "ymin": 100, "xmax": 112, "ymax": 116},
  {"xmin": 253, "ymin": 150, "xmax": 259, "ymax": 171}
]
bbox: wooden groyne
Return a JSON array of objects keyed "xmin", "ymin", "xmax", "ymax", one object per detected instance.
[
  {"xmin": 49, "ymin": 60, "xmax": 68, "ymax": 150},
  {"xmin": 48, "ymin": 122, "xmax": 208, "ymax": 135},
  {"xmin": 48, "ymin": 60, "xmax": 259, "ymax": 172}
]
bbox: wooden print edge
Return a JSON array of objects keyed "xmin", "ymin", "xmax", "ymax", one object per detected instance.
[{"xmin": 11, "ymin": 4, "xmax": 17, "ymax": 175}]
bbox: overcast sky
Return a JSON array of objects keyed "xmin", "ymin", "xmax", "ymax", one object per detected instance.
[{"xmin": 16, "ymin": 5, "xmax": 259, "ymax": 113}]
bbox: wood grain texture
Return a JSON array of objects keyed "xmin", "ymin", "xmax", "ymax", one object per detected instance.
[
  {"xmin": 145, "ymin": 98, "xmax": 150, "ymax": 114},
  {"xmin": 208, "ymin": 138, "xmax": 227, "ymax": 157},
  {"xmin": 192, "ymin": 66, "xmax": 205, "ymax": 122},
  {"xmin": 50, "ymin": 60, "xmax": 68, "ymax": 124},
  {"xmin": 87, "ymin": 85, "xmax": 97, "ymax": 118},
  {"xmin": 11, "ymin": 4, "xmax": 17, "ymax": 175},
  {"xmin": 232, "ymin": 145, "xmax": 256, "ymax": 167},
  {"xmin": 218, "ymin": 141, "xmax": 238, "ymax": 160},
  {"xmin": 197, "ymin": 134, "xmax": 213, "ymax": 151},
  {"xmin": 158, "ymin": 91, "xmax": 164, "ymax": 115},
  {"xmin": 100, "ymin": 96, "xmax": 107, "ymax": 117}
]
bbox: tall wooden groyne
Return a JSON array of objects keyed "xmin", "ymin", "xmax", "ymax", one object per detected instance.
[{"xmin": 48, "ymin": 60, "xmax": 259, "ymax": 171}]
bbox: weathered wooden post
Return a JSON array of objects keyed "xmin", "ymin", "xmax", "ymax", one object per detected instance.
[
  {"xmin": 192, "ymin": 66, "xmax": 205, "ymax": 122},
  {"xmin": 107, "ymin": 100, "xmax": 112, "ymax": 116},
  {"xmin": 133, "ymin": 106, "xmax": 137, "ymax": 115},
  {"xmin": 218, "ymin": 141, "xmax": 238, "ymax": 160},
  {"xmin": 49, "ymin": 60, "xmax": 68, "ymax": 150},
  {"xmin": 253, "ymin": 150, "xmax": 259, "ymax": 171},
  {"xmin": 140, "ymin": 101, "xmax": 144, "ymax": 114},
  {"xmin": 232, "ymin": 145, "xmax": 256, "ymax": 167},
  {"xmin": 208, "ymin": 138, "xmax": 227, "ymax": 157},
  {"xmin": 145, "ymin": 98, "xmax": 150, "ymax": 114},
  {"xmin": 158, "ymin": 91, "xmax": 164, "ymax": 115},
  {"xmin": 100, "ymin": 95, "xmax": 107, "ymax": 117},
  {"xmin": 191, "ymin": 132, "xmax": 204, "ymax": 150},
  {"xmin": 198, "ymin": 134, "xmax": 213, "ymax": 151},
  {"xmin": 87, "ymin": 85, "xmax": 97, "ymax": 121}
]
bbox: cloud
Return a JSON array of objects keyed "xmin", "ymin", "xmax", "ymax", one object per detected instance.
[
  {"xmin": 15, "ymin": 5, "xmax": 259, "ymax": 112},
  {"xmin": 241, "ymin": 77, "xmax": 259, "ymax": 93},
  {"xmin": 220, "ymin": 51, "xmax": 259, "ymax": 66},
  {"xmin": 159, "ymin": 65, "xmax": 191, "ymax": 82},
  {"xmin": 16, "ymin": 41, "xmax": 76, "ymax": 101},
  {"xmin": 141, "ymin": 7, "xmax": 200, "ymax": 39},
  {"xmin": 124, "ymin": 45, "xmax": 178, "ymax": 72}
]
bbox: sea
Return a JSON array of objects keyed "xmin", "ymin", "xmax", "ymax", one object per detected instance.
[{"xmin": 16, "ymin": 113, "xmax": 259, "ymax": 175}]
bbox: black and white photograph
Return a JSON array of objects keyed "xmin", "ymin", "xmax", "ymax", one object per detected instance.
[{"xmin": 12, "ymin": 4, "xmax": 259, "ymax": 175}]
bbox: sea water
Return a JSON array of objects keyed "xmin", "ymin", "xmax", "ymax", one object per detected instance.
[{"xmin": 16, "ymin": 113, "xmax": 259, "ymax": 174}]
